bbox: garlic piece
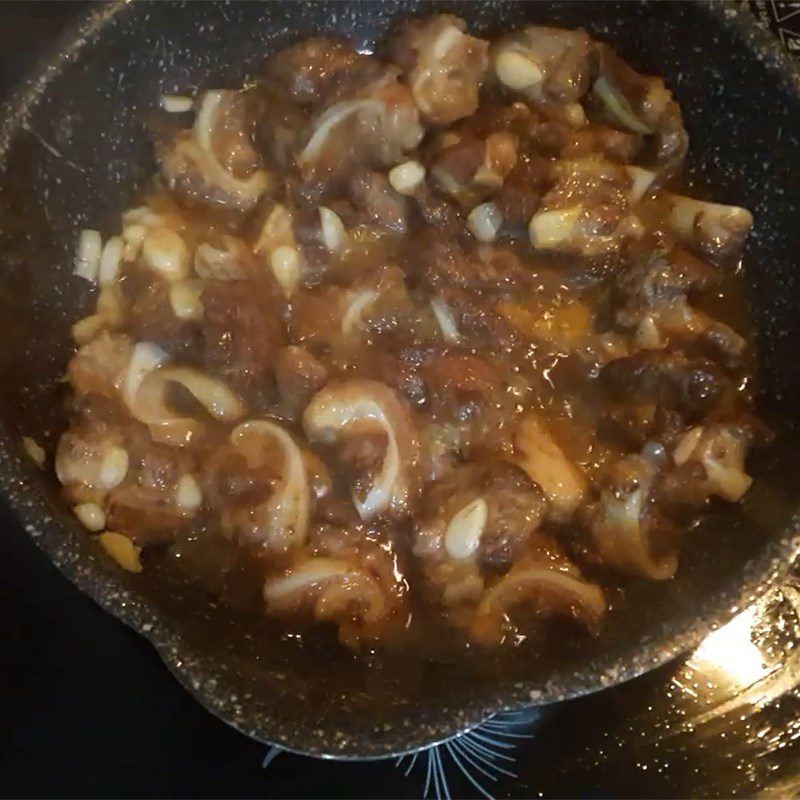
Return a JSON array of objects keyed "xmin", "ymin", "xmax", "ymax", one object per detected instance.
[
  {"xmin": 99, "ymin": 532, "xmax": 142, "ymax": 573},
  {"xmin": 74, "ymin": 229, "xmax": 102, "ymax": 283},
  {"xmin": 176, "ymin": 474, "xmax": 203, "ymax": 510},
  {"xmin": 169, "ymin": 280, "xmax": 204, "ymax": 321},
  {"xmin": 98, "ymin": 235, "xmax": 124, "ymax": 286},
  {"xmin": 73, "ymin": 502, "xmax": 106, "ymax": 532},
  {"xmin": 529, "ymin": 205, "xmax": 583, "ymax": 249},
  {"xmin": 161, "ymin": 94, "xmax": 194, "ymax": 113},
  {"xmin": 22, "ymin": 436, "xmax": 45, "ymax": 468},
  {"xmin": 270, "ymin": 245, "xmax": 301, "ymax": 297},
  {"xmin": 98, "ymin": 446, "xmax": 129, "ymax": 490},
  {"xmin": 319, "ymin": 207, "xmax": 346, "ymax": 253},
  {"xmin": 495, "ymin": 50, "xmax": 543, "ymax": 92},
  {"xmin": 141, "ymin": 227, "xmax": 190, "ymax": 282},
  {"xmin": 388, "ymin": 160, "xmax": 426, "ymax": 195},
  {"xmin": 467, "ymin": 202, "xmax": 503, "ymax": 243},
  {"xmin": 445, "ymin": 498, "xmax": 488, "ymax": 560}
]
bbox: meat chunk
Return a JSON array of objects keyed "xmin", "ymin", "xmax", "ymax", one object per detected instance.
[
  {"xmin": 616, "ymin": 247, "xmax": 717, "ymax": 319},
  {"xmin": 265, "ymin": 505, "xmax": 408, "ymax": 647},
  {"xmin": 592, "ymin": 44, "xmax": 688, "ymax": 179},
  {"xmin": 289, "ymin": 265, "xmax": 411, "ymax": 353},
  {"xmin": 430, "ymin": 131, "xmax": 518, "ymax": 207},
  {"xmin": 349, "ymin": 170, "xmax": 409, "ymax": 233},
  {"xmin": 413, "ymin": 461, "xmax": 548, "ymax": 608},
  {"xmin": 600, "ymin": 349, "xmax": 727, "ymax": 421},
  {"xmin": 492, "ymin": 27, "xmax": 596, "ymax": 110},
  {"xmin": 274, "ymin": 345, "xmax": 329, "ymax": 419},
  {"xmin": 659, "ymin": 419, "xmax": 762, "ymax": 508},
  {"xmin": 514, "ymin": 412, "xmax": 587, "ymax": 523},
  {"xmin": 419, "ymin": 237, "xmax": 532, "ymax": 293},
  {"xmin": 470, "ymin": 538, "xmax": 606, "ymax": 646},
  {"xmin": 421, "ymin": 353, "xmax": 514, "ymax": 456},
  {"xmin": 296, "ymin": 69, "xmax": 424, "ymax": 181},
  {"xmin": 106, "ymin": 429, "xmax": 199, "ymax": 545},
  {"xmin": 614, "ymin": 247, "xmax": 745, "ymax": 367},
  {"xmin": 495, "ymin": 155, "xmax": 550, "ymax": 233},
  {"xmin": 158, "ymin": 91, "xmax": 270, "ymax": 214},
  {"xmin": 202, "ymin": 279, "xmax": 286, "ymax": 393},
  {"xmin": 390, "ymin": 14, "xmax": 489, "ymax": 126},
  {"xmin": 67, "ymin": 332, "xmax": 133, "ymax": 400},
  {"xmin": 56, "ymin": 408, "xmax": 129, "ymax": 506},
  {"xmin": 123, "ymin": 273, "xmax": 200, "ymax": 358},
  {"xmin": 584, "ymin": 451, "xmax": 678, "ymax": 579},
  {"xmin": 528, "ymin": 158, "xmax": 643, "ymax": 257},
  {"xmin": 263, "ymin": 38, "xmax": 379, "ymax": 107}
]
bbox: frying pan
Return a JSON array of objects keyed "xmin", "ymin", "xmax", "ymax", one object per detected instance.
[{"xmin": 1, "ymin": 0, "xmax": 799, "ymax": 759}]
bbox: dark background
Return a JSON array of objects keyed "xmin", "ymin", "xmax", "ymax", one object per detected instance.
[{"xmin": 2, "ymin": 2, "xmax": 800, "ymax": 798}]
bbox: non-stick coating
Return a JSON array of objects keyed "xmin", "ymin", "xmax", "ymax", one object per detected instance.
[{"xmin": 0, "ymin": 0, "xmax": 799, "ymax": 758}]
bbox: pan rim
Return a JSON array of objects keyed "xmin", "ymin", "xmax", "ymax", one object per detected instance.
[{"xmin": 1, "ymin": 0, "xmax": 799, "ymax": 759}]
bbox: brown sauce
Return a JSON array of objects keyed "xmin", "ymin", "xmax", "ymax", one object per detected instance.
[{"xmin": 56, "ymin": 16, "xmax": 763, "ymax": 652}]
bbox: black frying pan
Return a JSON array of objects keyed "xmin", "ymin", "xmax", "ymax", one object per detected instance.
[{"xmin": 1, "ymin": 0, "xmax": 799, "ymax": 759}]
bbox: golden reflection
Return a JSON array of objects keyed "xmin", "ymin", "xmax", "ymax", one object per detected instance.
[{"xmin": 690, "ymin": 607, "xmax": 768, "ymax": 688}]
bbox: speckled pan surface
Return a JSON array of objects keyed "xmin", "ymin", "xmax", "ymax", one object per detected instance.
[{"xmin": 1, "ymin": 0, "xmax": 799, "ymax": 759}]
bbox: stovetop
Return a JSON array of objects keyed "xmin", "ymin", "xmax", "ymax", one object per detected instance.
[{"xmin": 1, "ymin": 2, "xmax": 799, "ymax": 797}]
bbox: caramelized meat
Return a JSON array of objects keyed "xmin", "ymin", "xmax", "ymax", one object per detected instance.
[
  {"xmin": 202, "ymin": 279, "xmax": 286, "ymax": 393},
  {"xmin": 57, "ymin": 17, "xmax": 760, "ymax": 653}
]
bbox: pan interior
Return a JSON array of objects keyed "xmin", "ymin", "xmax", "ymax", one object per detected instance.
[{"xmin": 0, "ymin": 0, "xmax": 798, "ymax": 757}]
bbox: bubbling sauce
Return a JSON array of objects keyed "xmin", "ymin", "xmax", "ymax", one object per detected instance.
[{"xmin": 57, "ymin": 16, "xmax": 764, "ymax": 650}]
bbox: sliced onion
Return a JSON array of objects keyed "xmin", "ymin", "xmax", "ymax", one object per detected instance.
[
  {"xmin": 264, "ymin": 558, "xmax": 351, "ymax": 602},
  {"xmin": 341, "ymin": 289, "xmax": 377, "ymax": 336},
  {"xmin": 131, "ymin": 366, "xmax": 245, "ymax": 446},
  {"xmin": 297, "ymin": 99, "xmax": 383, "ymax": 167},
  {"xmin": 303, "ymin": 382, "xmax": 416, "ymax": 521},
  {"xmin": 190, "ymin": 91, "xmax": 270, "ymax": 204},
  {"xmin": 122, "ymin": 342, "xmax": 169, "ymax": 411},
  {"xmin": 231, "ymin": 420, "xmax": 311, "ymax": 550},
  {"xmin": 593, "ymin": 75, "xmax": 654, "ymax": 134}
]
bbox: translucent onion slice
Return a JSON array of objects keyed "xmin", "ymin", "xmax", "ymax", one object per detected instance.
[
  {"xmin": 230, "ymin": 420, "xmax": 311, "ymax": 551},
  {"xmin": 593, "ymin": 75, "xmax": 654, "ymax": 134},
  {"xmin": 188, "ymin": 91, "xmax": 270, "ymax": 205},
  {"xmin": 430, "ymin": 298, "xmax": 461, "ymax": 344},
  {"xmin": 297, "ymin": 99, "xmax": 383, "ymax": 167},
  {"xmin": 473, "ymin": 564, "xmax": 606, "ymax": 644}
]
